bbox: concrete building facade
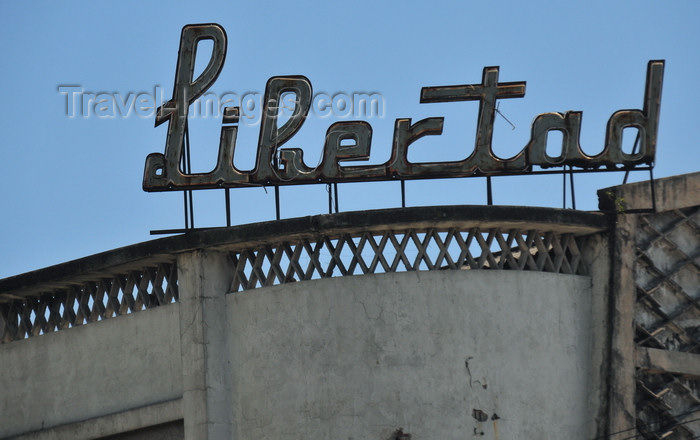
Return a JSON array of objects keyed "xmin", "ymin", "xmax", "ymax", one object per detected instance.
[{"xmin": 1, "ymin": 172, "xmax": 698, "ymax": 439}]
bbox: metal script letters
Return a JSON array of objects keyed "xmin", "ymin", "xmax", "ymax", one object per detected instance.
[{"xmin": 143, "ymin": 23, "xmax": 664, "ymax": 191}]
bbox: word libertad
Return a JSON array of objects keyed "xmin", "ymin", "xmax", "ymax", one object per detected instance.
[{"xmin": 143, "ymin": 23, "xmax": 664, "ymax": 192}]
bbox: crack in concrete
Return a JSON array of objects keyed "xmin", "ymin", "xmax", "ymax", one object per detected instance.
[{"xmin": 465, "ymin": 356, "xmax": 474, "ymax": 390}]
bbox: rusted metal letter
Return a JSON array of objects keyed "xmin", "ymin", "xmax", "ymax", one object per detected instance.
[
  {"xmin": 388, "ymin": 118, "xmax": 445, "ymax": 177},
  {"xmin": 143, "ymin": 23, "xmax": 228, "ymax": 190},
  {"xmin": 527, "ymin": 111, "xmax": 586, "ymax": 168},
  {"xmin": 421, "ymin": 67, "xmax": 528, "ymax": 173},
  {"xmin": 252, "ymin": 76, "xmax": 312, "ymax": 183},
  {"xmin": 598, "ymin": 60, "xmax": 664, "ymax": 166},
  {"xmin": 320, "ymin": 121, "xmax": 374, "ymax": 179}
]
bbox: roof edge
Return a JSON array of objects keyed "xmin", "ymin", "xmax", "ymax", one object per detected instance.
[{"xmin": 0, "ymin": 205, "xmax": 608, "ymax": 296}]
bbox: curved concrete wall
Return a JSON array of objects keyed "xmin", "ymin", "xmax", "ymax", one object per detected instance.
[
  {"xmin": 0, "ymin": 304, "xmax": 183, "ymax": 438},
  {"xmin": 228, "ymin": 269, "xmax": 595, "ymax": 439}
]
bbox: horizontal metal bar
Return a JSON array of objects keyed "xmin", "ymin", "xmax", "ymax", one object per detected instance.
[
  {"xmin": 150, "ymin": 227, "xmax": 228, "ymax": 235},
  {"xmin": 146, "ymin": 166, "xmax": 654, "ymax": 190}
]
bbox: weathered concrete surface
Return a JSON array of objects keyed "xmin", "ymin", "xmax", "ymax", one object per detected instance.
[
  {"xmin": 600, "ymin": 171, "xmax": 700, "ymax": 438},
  {"xmin": 98, "ymin": 420, "xmax": 184, "ymax": 439},
  {"xmin": 599, "ymin": 171, "xmax": 700, "ymax": 212},
  {"xmin": 636, "ymin": 347, "xmax": 700, "ymax": 377},
  {"xmin": 580, "ymin": 232, "xmax": 612, "ymax": 440},
  {"xmin": 607, "ymin": 213, "xmax": 638, "ymax": 435},
  {"xmin": 229, "ymin": 270, "xmax": 596, "ymax": 440},
  {"xmin": 177, "ymin": 251, "xmax": 235, "ymax": 440},
  {"xmin": 0, "ymin": 304, "xmax": 182, "ymax": 438},
  {"xmin": 7, "ymin": 400, "xmax": 182, "ymax": 440}
]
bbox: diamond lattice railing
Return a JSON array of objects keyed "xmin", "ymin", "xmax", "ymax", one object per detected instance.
[
  {"xmin": 0, "ymin": 263, "xmax": 178, "ymax": 344},
  {"xmin": 634, "ymin": 206, "xmax": 700, "ymax": 439},
  {"xmin": 0, "ymin": 212, "xmax": 601, "ymax": 344},
  {"xmin": 230, "ymin": 227, "xmax": 588, "ymax": 292}
]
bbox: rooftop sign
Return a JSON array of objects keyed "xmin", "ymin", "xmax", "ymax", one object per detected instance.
[{"xmin": 143, "ymin": 23, "xmax": 664, "ymax": 193}]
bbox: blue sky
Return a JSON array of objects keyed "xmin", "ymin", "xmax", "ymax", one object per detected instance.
[{"xmin": 1, "ymin": 1, "xmax": 698, "ymax": 278}]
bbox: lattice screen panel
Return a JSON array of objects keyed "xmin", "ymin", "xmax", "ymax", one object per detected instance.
[
  {"xmin": 634, "ymin": 206, "xmax": 700, "ymax": 439},
  {"xmin": 0, "ymin": 263, "xmax": 178, "ymax": 343},
  {"xmin": 230, "ymin": 227, "xmax": 588, "ymax": 292}
]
